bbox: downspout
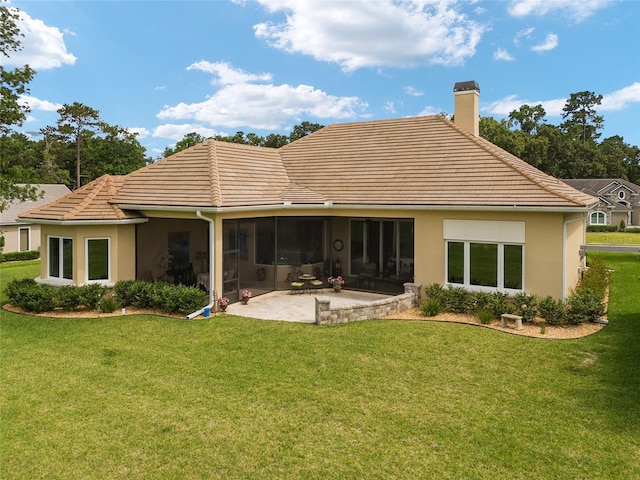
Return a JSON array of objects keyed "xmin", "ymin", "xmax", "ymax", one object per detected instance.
[
  {"xmin": 562, "ymin": 214, "xmax": 587, "ymax": 301},
  {"xmin": 187, "ymin": 210, "xmax": 216, "ymax": 319}
]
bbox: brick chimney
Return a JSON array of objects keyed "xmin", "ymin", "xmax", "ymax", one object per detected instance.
[{"xmin": 453, "ymin": 81, "xmax": 480, "ymax": 136}]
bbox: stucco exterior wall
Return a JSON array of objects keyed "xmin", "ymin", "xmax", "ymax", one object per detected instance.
[
  {"xmin": 39, "ymin": 224, "xmax": 136, "ymax": 285},
  {"xmin": 0, "ymin": 224, "xmax": 41, "ymax": 253}
]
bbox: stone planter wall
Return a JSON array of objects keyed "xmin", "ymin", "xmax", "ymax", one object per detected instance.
[{"xmin": 315, "ymin": 283, "xmax": 422, "ymax": 326}]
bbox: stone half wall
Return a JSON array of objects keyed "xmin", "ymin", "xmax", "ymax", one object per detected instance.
[{"xmin": 315, "ymin": 283, "xmax": 422, "ymax": 326}]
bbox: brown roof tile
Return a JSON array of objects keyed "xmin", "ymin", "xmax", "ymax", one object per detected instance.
[{"xmin": 19, "ymin": 175, "xmax": 142, "ymax": 222}]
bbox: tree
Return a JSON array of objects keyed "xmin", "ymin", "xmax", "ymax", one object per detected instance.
[
  {"xmin": 56, "ymin": 102, "xmax": 101, "ymax": 189},
  {"xmin": 162, "ymin": 132, "xmax": 206, "ymax": 157},
  {"xmin": 561, "ymin": 91, "xmax": 604, "ymax": 145},
  {"xmin": 289, "ymin": 121, "xmax": 324, "ymax": 142},
  {"xmin": 508, "ymin": 104, "xmax": 546, "ymax": 136},
  {"xmin": 0, "ymin": 3, "xmax": 38, "ymax": 211}
]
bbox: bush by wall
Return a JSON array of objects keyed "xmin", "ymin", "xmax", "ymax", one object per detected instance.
[
  {"xmin": 0, "ymin": 250, "xmax": 40, "ymax": 263},
  {"xmin": 5, "ymin": 278, "xmax": 207, "ymax": 316}
]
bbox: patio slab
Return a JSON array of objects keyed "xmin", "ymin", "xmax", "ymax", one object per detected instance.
[{"xmin": 224, "ymin": 289, "xmax": 391, "ymax": 323}]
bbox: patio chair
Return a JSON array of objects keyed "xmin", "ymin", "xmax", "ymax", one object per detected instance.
[
  {"xmin": 290, "ymin": 281, "xmax": 304, "ymax": 294},
  {"xmin": 359, "ymin": 262, "xmax": 376, "ymax": 289},
  {"xmin": 310, "ymin": 279, "xmax": 323, "ymax": 294}
]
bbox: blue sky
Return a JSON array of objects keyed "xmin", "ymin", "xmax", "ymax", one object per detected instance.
[{"xmin": 5, "ymin": 0, "xmax": 640, "ymax": 158}]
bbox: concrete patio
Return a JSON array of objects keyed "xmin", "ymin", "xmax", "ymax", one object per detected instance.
[{"xmin": 224, "ymin": 289, "xmax": 391, "ymax": 323}]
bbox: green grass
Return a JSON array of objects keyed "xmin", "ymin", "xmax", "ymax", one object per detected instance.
[
  {"xmin": 587, "ymin": 231, "xmax": 640, "ymax": 245},
  {"xmin": 1, "ymin": 254, "xmax": 639, "ymax": 479}
]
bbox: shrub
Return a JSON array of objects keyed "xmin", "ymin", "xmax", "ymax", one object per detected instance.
[
  {"xmin": 477, "ymin": 309, "xmax": 493, "ymax": 324},
  {"xmin": 487, "ymin": 291, "xmax": 511, "ymax": 318},
  {"xmin": 566, "ymin": 289, "xmax": 606, "ymax": 324},
  {"xmin": 581, "ymin": 257, "xmax": 609, "ymax": 299},
  {"xmin": 444, "ymin": 286, "xmax": 470, "ymax": 313},
  {"xmin": 424, "ymin": 283, "xmax": 447, "ymax": 302},
  {"xmin": 98, "ymin": 295, "xmax": 120, "ymax": 313},
  {"xmin": 586, "ymin": 225, "xmax": 618, "ymax": 232},
  {"xmin": 0, "ymin": 250, "xmax": 40, "ymax": 262},
  {"xmin": 471, "ymin": 291, "xmax": 492, "ymax": 312},
  {"xmin": 420, "ymin": 298, "xmax": 442, "ymax": 317},
  {"xmin": 113, "ymin": 280, "xmax": 137, "ymax": 306},
  {"xmin": 619, "ymin": 220, "xmax": 626, "ymax": 232},
  {"xmin": 5, "ymin": 278, "xmax": 56, "ymax": 313},
  {"xmin": 538, "ymin": 296, "xmax": 566, "ymax": 325},
  {"xmin": 57, "ymin": 285, "xmax": 82, "ymax": 311},
  {"xmin": 79, "ymin": 284, "xmax": 107, "ymax": 310},
  {"xmin": 512, "ymin": 292, "xmax": 537, "ymax": 322}
]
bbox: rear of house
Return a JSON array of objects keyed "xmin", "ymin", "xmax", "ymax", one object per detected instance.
[{"xmin": 20, "ymin": 82, "xmax": 597, "ymax": 304}]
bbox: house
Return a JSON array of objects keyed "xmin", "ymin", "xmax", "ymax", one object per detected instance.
[
  {"xmin": 1, "ymin": 184, "xmax": 71, "ymax": 253},
  {"xmin": 20, "ymin": 82, "xmax": 598, "ymax": 306},
  {"xmin": 562, "ymin": 178, "xmax": 640, "ymax": 228}
]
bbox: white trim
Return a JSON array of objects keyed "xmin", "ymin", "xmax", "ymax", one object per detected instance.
[
  {"xmin": 18, "ymin": 226, "xmax": 30, "ymax": 251},
  {"xmin": 85, "ymin": 237, "xmax": 111, "ymax": 284},
  {"xmin": 117, "ymin": 203, "xmax": 595, "ymax": 215},
  {"xmin": 47, "ymin": 235, "xmax": 73, "ymax": 281},
  {"xmin": 19, "ymin": 218, "xmax": 148, "ymax": 226},
  {"xmin": 589, "ymin": 211, "xmax": 607, "ymax": 225},
  {"xmin": 444, "ymin": 240, "xmax": 524, "ymax": 294}
]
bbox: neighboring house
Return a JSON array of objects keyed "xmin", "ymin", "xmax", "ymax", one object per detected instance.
[
  {"xmin": 562, "ymin": 178, "xmax": 640, "ymax": 228},
  {"xmin": 1, "ymin": 184, "xmax": 71, "ymax": 253},
  {"xmin": 20, "ymin": 82, "xmax": 597, "ymax": 305}
]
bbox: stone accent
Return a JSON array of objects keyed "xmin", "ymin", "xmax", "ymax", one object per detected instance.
[{"xmin": 315, "ymin": 283, "xmax": 422, "ymax": 326}]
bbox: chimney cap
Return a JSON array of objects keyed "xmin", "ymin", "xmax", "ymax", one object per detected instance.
[{"xmin": 453, "ymin": 81, "xmax": 480, "ymax": 93}]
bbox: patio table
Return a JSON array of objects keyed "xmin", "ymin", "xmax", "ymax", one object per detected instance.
[{"xmin": 298, "ymin": 274, "xmax": 316, "ymax": 294}]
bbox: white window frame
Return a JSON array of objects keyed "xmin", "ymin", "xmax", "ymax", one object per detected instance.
[
  {"xmin": 443, "ymin": 220, "xmax": 525, "ymax": 293},
  {"xmin": 85, "ymin": 237, "xmax": 111, "ymax": 284},
  {"xmin": 48, "ymin": 235, "xmax": 73, "ymax": 283},
  {"xmin": 445, "ymin": 240, "xmax": 524, "ymax": 293},
  {"xmin": 590, "ymin": 211, "xmax": 607, "ymax": 225},
  {"xmin": 18, "ymin": 227, "xmax": 30, "ymax": 252},
  {"xmin": 618, "ymin": 190, "xmax": 626, "ymax": 200}
]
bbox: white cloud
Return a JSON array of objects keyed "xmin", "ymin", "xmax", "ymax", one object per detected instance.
[
  {"xmin": 384, "ymin": 101, "xmax": 397, "ymax": 114},
  {"xmin": 508, "ymin": 0, "xmax": 610, "ymax": 22},
  {"xmin": 188, "ymin": 61, "xmax": 272, "ymax": 86},
  {"xmin": 252, "ymin": 0, "xmax": 487, "ymax": 71},
  {"xmin": 21, "ymin": 95, "xmax": 62, "ymax": 112},
  {"xmin": 3, "ymin": 9, "xmax": 76, "ymax": 69},
  {"xmin": 514, "ymin": 27, "xmax": 535, "ymax": 46},
  {"xmin": 531, "ymin": 33, "xmax": 558, "ymax": 52},
  {"xmin": 493, "ymin": 48, "xmax": 514, "ymax": 61},
  {"xmin": 128, "ymin": 127, "xmax": 150, "ymax": 139},
  {"xmin": 158, "ymin": 62, "xmax": 367, "ymax": 130},
  {"xmin": 601, "ymin": 83, "xmax": 640, "ymax": 111},
  {"xmin": 152, "ymin": 124, "xmax": 222, "ymax": 141},
  {"xmin": 417, "ymin": 105, "xmax": 443, "ymax": 116},
  {"xmin": 483, "ymin": 94, "xmax": 565, "ymax": 117},
  {"xmin": 404, "ymin": 86, "xmax": 424, "ymax": 97}
]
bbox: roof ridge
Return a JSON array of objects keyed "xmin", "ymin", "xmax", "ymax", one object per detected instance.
[
  {"xmin": 62, "ymin": 175, "xmax": 110, "ymax": 220},
  {"xmin": 443, "ymin": 118, "xmax": 593, "ymax": 207},
  {"xmin": 207, "ymin": 140, "xmax": 222, "ymax": 207}
]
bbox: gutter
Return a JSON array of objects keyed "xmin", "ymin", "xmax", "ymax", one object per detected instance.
[
  {"xmin": 116, "ymin": 203, "xmax": 595, "ymax": 215},
  {"xmin": 187, "ymin": 210, "xmax": 216, "ymax": 319}
]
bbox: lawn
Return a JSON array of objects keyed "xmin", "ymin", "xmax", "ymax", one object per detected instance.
[
  {"xmin": 586, "ymin": 231, "xmax": 640, "ymax": 245},
  {"xmin": 1, "ymin": 254, "xmax": 639, "ymax": 479}
]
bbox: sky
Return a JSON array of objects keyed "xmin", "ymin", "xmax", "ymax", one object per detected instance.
[{"xmin": 4, "ymin": 0, "xmax": 640, "ymax": 158}]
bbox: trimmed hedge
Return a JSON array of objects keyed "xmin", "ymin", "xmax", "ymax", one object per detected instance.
[
  {"xmin": 4, "ymin": 278, "xmax": 207, "ymax": 316},
  {"xmin": 0, "ymin": 250, "xmax": 40, "ymax": 262}
]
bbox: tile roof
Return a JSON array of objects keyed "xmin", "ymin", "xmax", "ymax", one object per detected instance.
[
  {"xmin": 280, "ymin": 116, "xmax": 597, "ymax": 208},
  {"xmin": 20, "ymin": 115, "xmax": 599, "ymax": 222},
  {"xmin": 19, "ymin": 175, "xmax": 143, "ymax": 222},
  {"xmin": 2, "ymin": 184, "xmax": 71, "ymax": 225}
]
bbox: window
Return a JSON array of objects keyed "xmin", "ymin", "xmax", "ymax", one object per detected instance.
[
  {"xmin": 590, "ymin": 211, "xmax": 606, "ymax": 225},
  {"xmin": 19, "ymin": 227, "xmax": 30, "ymax": 252},
  {"xmin": 618, "ymin": 190, "xmax": 626, "ymax": 200},
  {"xmin": 446, "ymin": 241, "xmax": 523, "ymax": 292},
  {"xmin": 86, "ymin": 238, "xmax": 109, "ymax": 282},
  {"xmin": 48, "ymin": 236, "xmax": 73, "ymax": 280}
]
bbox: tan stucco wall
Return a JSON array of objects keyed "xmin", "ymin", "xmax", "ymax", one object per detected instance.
[
  {"xmin": 0, "ymin": 224, "xmax": 41, "ymax": 253},
  {"xmin": 39, "ymin": 224, "xmax": 136, "ymax": 285}
]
